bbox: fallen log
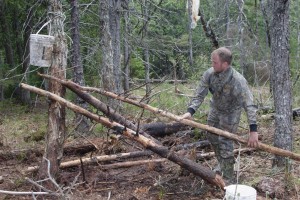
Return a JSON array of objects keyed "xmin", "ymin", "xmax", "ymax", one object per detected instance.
[
  {"xmin": 25, "ymin": 150, "xmax": 154, "ymax": 172},
  {"xmin": 141, "ymin": 122, "xmax": 190, "ymax": 137},
  {"xmin": 0, "ymin": 138, "xmax": 104, "ymax": 161},
  {"xmin": 24, "ymin": 147, "xmax": 255, "ymax": 173},
  {"xmin": 72, "ymin": 83, "xmax": 300, "ymax": 162},
  {"xmin": 21, "ymin": 83, "xmax": 225, "ymax": 189},
  {"xmin": 38, "ymin": 73, "xmax": 160, "ymax": 144},
  {"xmin": 38, "ymin": 75, "xmax": 300, "ymax": 161},
  {"xmin": 196, "ymin": 148, "xmax": 254, "ymax": 160},
  {"xmin": 174, "ymin": 140, "xmax": 210, "ymax": 151}
]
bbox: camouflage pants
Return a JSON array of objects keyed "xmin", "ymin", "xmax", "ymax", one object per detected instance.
[{"xmin": 206, "ymin": 107, "xmax": 242, "ymax": 180}]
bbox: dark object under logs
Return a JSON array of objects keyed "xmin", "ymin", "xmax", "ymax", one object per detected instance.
[
  {"xmin": 293, "ymin": 108, "xmax": 300, "ymax": 119},
  {"xmin": 141, "ymin": 122, "xmax": 191, "ymax": 137}
]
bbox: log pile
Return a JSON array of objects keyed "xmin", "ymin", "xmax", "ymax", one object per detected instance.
[{"xmin": 20, "ymin": 74, "xmax": 300, "ymax": 190}]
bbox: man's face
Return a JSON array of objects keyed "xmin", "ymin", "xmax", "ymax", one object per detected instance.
[{"xmin": 211, "ymin": 54, "xmax": 228, "ymax": 73}]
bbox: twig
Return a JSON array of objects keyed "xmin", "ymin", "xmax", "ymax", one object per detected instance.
[
  {"xmin": 0, "ymin": 189, "xmax": 50, "ymax": 195},
  {"xmin": 25, "ymin": 177, "xmax": 53, "ymax": 193}
]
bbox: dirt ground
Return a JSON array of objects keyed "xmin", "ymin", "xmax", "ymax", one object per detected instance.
[{"xmin": 1, "ymin": 103, "xmax": 300, "ymax": 200}]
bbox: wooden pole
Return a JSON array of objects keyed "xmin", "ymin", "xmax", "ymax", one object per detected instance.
[
  {"xmin": 38, "ymin": 75, "xmax": 300, "ymax": 162},
  {"xmin": 60, "ymin": 80, "xmax": 300, "ymax": 162},
  {"xmin": 21, "ymin": 83, "xmax": 225, "ymax": 189}
]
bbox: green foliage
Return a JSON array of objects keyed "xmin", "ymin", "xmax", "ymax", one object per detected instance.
[{"xmin": 130, "ymin": 55, "xmax": 145, "ymax": 79}]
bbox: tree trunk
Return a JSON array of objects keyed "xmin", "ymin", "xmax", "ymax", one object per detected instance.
[
  {"xmin": 21, "ymin": 5, "xmax": 33, "ymax": 105},
  {"xmin": 70, "ymin": 0, "xmax": 90, "ymax": 134},
  {"xmin": 142, "ymin": 0, "xmax": 151, "ymax": 95},
  {"xmin": 109, "ymin": 0, "xmax": 122, "ymax": 94},
  {"xmin": 271, "ymin": 0, "xmax": 292, "ymax": 167},
  {"xmin": 99, "ymin": 0, "xmax": 119, "ymax": 109},
  {"xmin": 39, "ymin": 0, "xmax": 67, "ymax": 181},
  {"xmin": 237, "ymin": 0, "xmax": 246, "ymax": 76},
  {"xmin": 123, "ymin": 0, "xmax": 131, "ymax": 92},
  {"xmin": 0, "ymin": 1, "xmax": 15, "ymax": 68},
  {"xmin": 187, "ymin": 0, "xmax": 193, "ymax": 71}
]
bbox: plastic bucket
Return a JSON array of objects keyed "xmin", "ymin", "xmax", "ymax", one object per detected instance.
[{"xmin": 225, "ymin": 184, "xmax": 256, "ymax": 200}]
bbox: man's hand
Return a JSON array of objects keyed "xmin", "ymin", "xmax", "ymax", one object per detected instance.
[
  {"xmin": 179, "ymin": 112, "xmax": 192, "ymax": 121},
  {"xmin": 247, "ymin": 132, "xmax": 259, "ymax": 148}
]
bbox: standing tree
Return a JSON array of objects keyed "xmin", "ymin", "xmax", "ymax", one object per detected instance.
[
  {"xmin": 21, "ymin": 3, "xmax": 33, "ymax": 105},
  {"xmin": 99, "ymin": 0, "xmax": 118, "ymax": 108},
  {"xmin": 70, "ymin": 0, "xmax": 89, "ymax": 134},
  {"xmin": 187, "ymin": 0, "xmax": 193, "ymax": 71},
  {"xmin": 109, "ymin": 0, "xmax": 122, "ymax": 94},
  {"xmin": 39, "ymin": 0, "xmax": 67, "ymax": 181},
  {"xmin": 123, "ymin": 0, "xmax": 131, "ymax": 92},
  {"xmin": 271, "ymin": 0, "xmax": 293, "ymax": 167},
  {"xmin": 141, "ymin": 0, "xmax": 151, "ymax": 95}
]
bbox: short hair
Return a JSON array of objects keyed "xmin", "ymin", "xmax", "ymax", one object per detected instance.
[{"xmin": 212, "ymin": 47, "xmax": 232, "ymax": 65}]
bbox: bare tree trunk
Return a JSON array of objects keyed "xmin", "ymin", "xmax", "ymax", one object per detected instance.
[
  {"xmin": 0, "ymin": 55, "xmax": 4, "ymax": 101},
  {"xmin": 70, "ymin": 0, "xmax": 90, "ymax": 134},
  {"xmin": 0, "ymin": 1, "xmax": 15, "ymax": 68},
  {"xmin": 187, "ymin": 0, "xmax": 193, "ymax": 71},
  {"xmin": 123, "ymin": 0, "xmax": 131, "ymax": 92},
  {"xmin": 237, "ymin": 0, "xmax": 246, "ymax": 75},
  {"xmin": 271, "ymin": 0, "xmax": 292, "ymax": 167},
  {"xmin": 109, "ymin": 0, "xmax": 122, "ymax": 94},
  {"xmin": 142, "ymin": 0, "xmax": 151, "ymax": 95},
  {"xmin": 99, "ymin": 0, "xmax": 119, "ymax": 109},
  {"xmin": 39, "ymin": 0, "xmax": 67, "ymax": 181},
  {"xmin": 21, "ymin": 5, "xmax": 33, "ymax": 105},
  {"xmin": 260, "ymin": 0, "xmax": 273, "ymax": 93}
]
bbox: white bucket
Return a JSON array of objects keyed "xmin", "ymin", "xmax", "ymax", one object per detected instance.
[{"xmin": 225, "ymin": 184, "xmax": 256, "ymax": 200}]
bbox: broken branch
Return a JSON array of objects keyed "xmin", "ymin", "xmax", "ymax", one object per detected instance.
[{"xmin": 21, "ymin": 83, "xmax": 225, "ymax": 189}]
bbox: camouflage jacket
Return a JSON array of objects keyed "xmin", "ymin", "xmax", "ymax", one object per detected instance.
[{"xmin": 188, "ymin": 67, "xmax": 257, "ymax": 125}]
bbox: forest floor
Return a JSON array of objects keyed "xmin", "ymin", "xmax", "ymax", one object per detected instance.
[{"xmin": 1, "ymin": 97, "xmax": 300, "ymax": 200}]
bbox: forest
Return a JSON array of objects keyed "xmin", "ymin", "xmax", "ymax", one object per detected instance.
[{"xmin": 0, "ymin": 0, "xmax": 300, "ymax": 199}]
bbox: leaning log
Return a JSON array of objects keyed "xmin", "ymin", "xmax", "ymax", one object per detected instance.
[
  {"xmin": 38, "ymin": 73, "xmax": 160, "ymax": 144},
  {"xmin": 73, "ymin": 84, "xmax": 300, "ymax": 162},
  {"xmin": 38, "ymin": 75, "xmax": 300, "ymax": 161},
  {"xmin": 21, "ymin": 83, "xmax": 225, "ymax": 189}
]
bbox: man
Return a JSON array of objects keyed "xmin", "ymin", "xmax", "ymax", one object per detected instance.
[{"xmin": 181, "ymin": 47, "xmax": 259, "ymax": 183}]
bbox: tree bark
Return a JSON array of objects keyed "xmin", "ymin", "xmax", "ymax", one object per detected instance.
[
  {"xmin": 109, "ymin": 0, "xmax": 122, "ymax": 94},
  {"xmin": 123, "ymin": 0, "xmax": 131, "ymax": 92},
  {"xmin": 70, "ymin": 0, "xmax": 90, "ymax": 134},
  {"xmin": 142, "ymin": 0, "xmax": 151, "ymax": 95},
  {"xmin": 20, "ymin": 83, "xmax": 225, "ymax": 189},
  {"xmin": 271, "ymin": 0, "xmax": 292, "ymax": 167},
  {"xmin": 187, "ymin": 0, "xmax": 193, "ymax": 70},
  {"xmin": 21, "ymin": 4, "xmax": 33, "ymax": 105},
  {"xmin": 99, "ymin": 0, "xmax": 119, "ymax": 109},
  {"xmin": 39, "ymin": 0, "xmax": 67, "ymax": 181},
  {"xmin": 0, "ymin": 1, "xmax": 15, "ymax": 67}
]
